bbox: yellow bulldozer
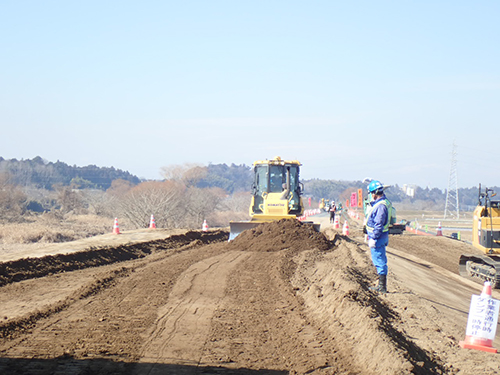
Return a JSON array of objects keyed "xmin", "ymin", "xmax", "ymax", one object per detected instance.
[
  {"xmin": 229, "ymin": 157, "xmax": 320, "ymax": 240},
  {"xmin": 459, "ymin": 185, "xmax": 500, "ymax": 288}
]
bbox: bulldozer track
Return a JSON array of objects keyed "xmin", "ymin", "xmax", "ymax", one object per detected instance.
[{"xmin": 139, "ymin": 251, "xmax": 251, "ymax": 372}]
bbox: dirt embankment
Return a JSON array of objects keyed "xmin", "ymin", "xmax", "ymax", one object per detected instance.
[
  {"xmin": 0, "ymin": 219, "xmax": 497, "ymax": 374},
  {"xmin": 0, "ymin": 230, "xmax": 227, "ymax": 287}
]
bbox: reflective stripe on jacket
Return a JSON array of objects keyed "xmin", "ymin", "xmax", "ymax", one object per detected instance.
[{"xmin": 366, "ymin": 195, "xmax": 392, "ymax": 239}]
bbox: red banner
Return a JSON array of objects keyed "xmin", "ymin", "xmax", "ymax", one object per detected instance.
[{"xmin": 350, "ymin": 192, "xmax": 357, "ymax": 208}]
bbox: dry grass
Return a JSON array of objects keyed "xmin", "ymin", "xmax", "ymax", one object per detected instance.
[
  {"xmin": 0, "ymin": 214, "xmax": 113, "ymax": 244},
  {"xmin": 0, "ymin": 209, "xmax": 246, "ymax": 246}
]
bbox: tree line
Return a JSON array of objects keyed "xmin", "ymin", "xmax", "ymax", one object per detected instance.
[
  {"xmin": 1, "ymin": 156, "xmax": 498, "ymax": 230},
  {"xmin": 0, "ymin": 156, "xmax": 140, "ymax": 190},
  {"xmin": 0, "ymin": 159, "xmax": 253, "ymax": 229}
]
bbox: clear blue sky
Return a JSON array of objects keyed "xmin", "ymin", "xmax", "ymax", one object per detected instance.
[{"xmin": 1, "ymin": 1, "xmax": 498, "ymax": 189}]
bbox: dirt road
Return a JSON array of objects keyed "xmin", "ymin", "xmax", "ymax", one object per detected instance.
[{"xmin": 0, "ymin": 215, "xmax": 499, "ymax": 374}]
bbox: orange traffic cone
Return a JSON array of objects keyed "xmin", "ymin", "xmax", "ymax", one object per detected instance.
[
  {"xmin": 459, "ymin": 281, "xmax": 499, "ymax": 353},
  {"xmin": 342, "ymin": 221, "xmax": 350, "ymax": 236},
  {"xmin": 202, "ymin": 220, "xmax": 208, "ymax": 232},
  {"xmin": 149, "ymin": 214, "xmax": 156, "ymax": 229},
  {"xmin": 436, "ymin": 222, "xmax": 443, "ymax": 236},
  {"xmin": 112, "ymin": 218, "xmax": 121, "ymax": 235},
  {"xmin": 482, "ymin": 281, "xmax": 493, "ymax": 297},
  {"xmin": 333, "ymin": 215, "xmax": 340, "ymax": 229}
]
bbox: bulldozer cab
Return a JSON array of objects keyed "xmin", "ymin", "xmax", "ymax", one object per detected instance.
[{"xmin": 251, "ymin": 160, "xmax": 302, "ymax": 217}]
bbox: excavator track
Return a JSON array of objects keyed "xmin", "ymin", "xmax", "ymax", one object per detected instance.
[{"xmin": 459, "ymin": 254, "xmax": 500, "ymax": 289}]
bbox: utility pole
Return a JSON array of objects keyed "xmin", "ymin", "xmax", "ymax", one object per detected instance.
[{"xmin": 444, "ymin": 141, "xmax": 459, "ymax": 219}]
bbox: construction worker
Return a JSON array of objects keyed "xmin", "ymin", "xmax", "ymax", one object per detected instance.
[
  {"xmin": 365, "ymin": 180, "xmax": 392, "ymax": 294},
  {"xmin": 329, "ymin": 200, "xmax": 336, "ymax": 223}
]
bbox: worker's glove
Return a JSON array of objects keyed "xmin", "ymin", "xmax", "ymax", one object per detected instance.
[{"xmin": 368, "ymin": 239, "xmax": 376, "ymax": 248}]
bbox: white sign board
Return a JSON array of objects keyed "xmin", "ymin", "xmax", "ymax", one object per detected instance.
[{"xmin": 465, "ymin": 295, "xmax": 500, "ymax": 341}]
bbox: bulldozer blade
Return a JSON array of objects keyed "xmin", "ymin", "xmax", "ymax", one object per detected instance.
[{"xmin": 229, "ymin": 221, "xmax": 264, "ymax": 241}]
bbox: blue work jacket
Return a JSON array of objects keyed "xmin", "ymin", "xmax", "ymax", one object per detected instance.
[{"xmin": 366, "ymin": 194, "xmax": 391, "ymax": 240}]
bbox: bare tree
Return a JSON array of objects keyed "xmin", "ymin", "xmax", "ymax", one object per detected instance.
[
  {"xmin": 81, "ymin": 189, "xmax": 111, "ymax": 216},
  {"xmin": 182, "ymin": 166, "xmax": 207, "ymax": 187},
  {"xmin": 102, "ymin": 179, "xmax": 135, "ymax": 218},
  {"xmin": 204, "ymin": 191, "xmax": 251, "ymax": 227},
  {"xmin": 183, "ymin": 186, "xmax": 226, "ymax": 227},
  {"xmin": 0, "ymin": 172, "xmax": 27, "ymax": 221},
  {"xmin": 54, "ymin": 184, "xmax": 88, "ymax": 214},
  {"xmin": 160, "ymin": 163, "xmax": 207, "ymax": 187},
  {"xmin": 106, "ymin": 179, "xmax": 134, "ymax": 198},
  {"xmin": 223, "ymin": 191, "xmax": 251, "ymax": 213},
  {"xmin": 118, "ymin": 181, "xmax": 186, "ymax": 229}
]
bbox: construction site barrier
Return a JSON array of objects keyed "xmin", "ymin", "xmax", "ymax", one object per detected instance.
[{"xmin": 460, "ymin": 281, "xmax": 499, "ymax": 353}]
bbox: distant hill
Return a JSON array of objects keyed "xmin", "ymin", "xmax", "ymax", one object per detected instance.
[
  {"xmin": 0, "ymin": 156, "xmax": 141, "ymax": 190},
  {"xmin": 197, "ymin": 163, "xmax": 253, "ymax": 193}
]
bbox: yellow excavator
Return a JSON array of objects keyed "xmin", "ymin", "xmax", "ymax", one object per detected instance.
[
  {"xmin": 229, "ymin": 157, "xmax": 320, "ymax": 240},
  {"xmin": 459, "ymin": 185, "xmax": 500, "ymax": 288}
]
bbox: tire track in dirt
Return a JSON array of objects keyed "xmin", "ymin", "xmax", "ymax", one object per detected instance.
[
  {"xmin": 138, "ymin": 251, "xmax": 251, "ymax": 372},
  {"xmin": 0, "ymin": 233, "xmax": 231, "ymax": 374},
  {"xmin": 200, "ymin": 250, "xmax": 345, "ymax": 374},
  {"xmin": 0, "ymin": 231, "xmax": 228, "ymax": 338}
]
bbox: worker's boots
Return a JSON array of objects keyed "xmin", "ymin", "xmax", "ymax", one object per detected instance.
[{"xmin": 369, "ymin": 274, "xmax": 387, "ymax": 294}]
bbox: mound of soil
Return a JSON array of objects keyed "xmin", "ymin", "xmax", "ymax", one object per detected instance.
[
  {"xmin": 229, "ymin": 219, "xmax": 332, "ymax": 253},
  {"xmin": 292, "ymin": 242, "xmax": 448, "ymax": 374},
  {"xmin": 0, "ymin": 230, "xmax": 228, "ymax": 287}
]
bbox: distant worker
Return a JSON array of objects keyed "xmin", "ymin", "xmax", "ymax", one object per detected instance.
[
  {"xmin": 319, "ymin": 198, "xmax": 325, "ymax": 210},
  {"xmin": 329, "ymin": 200, "xmax": 336, "ymax": 223},
  {"xmin": 365, "ymin": 180, "xmax": 392, "ymax": 294}
]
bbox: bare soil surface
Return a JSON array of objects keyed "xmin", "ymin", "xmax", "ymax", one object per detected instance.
[{"xmin": 0, "ymin": 213, "xmax": 499, "ymax": 374}]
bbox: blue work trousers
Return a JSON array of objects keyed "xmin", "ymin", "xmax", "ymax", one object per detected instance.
[{"xmin": 370, "ymin": 232, "xmax": 389, "ymax": 275}]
